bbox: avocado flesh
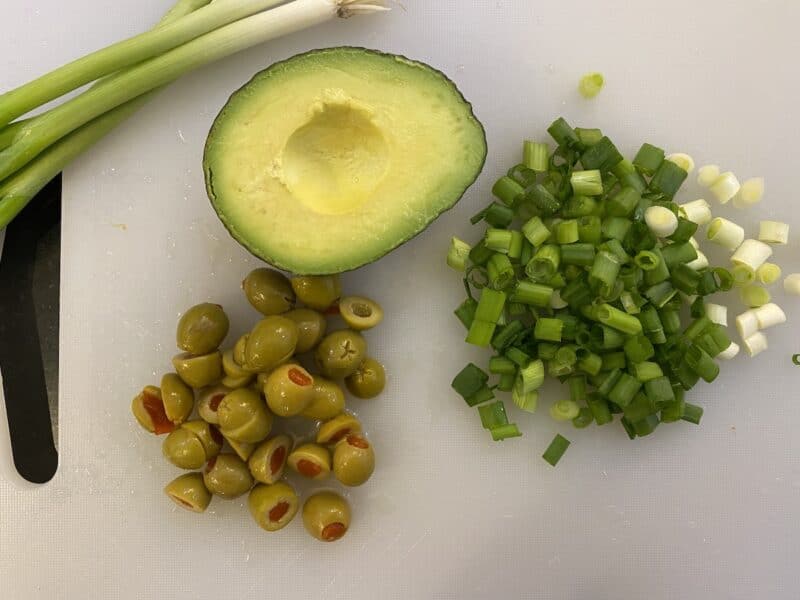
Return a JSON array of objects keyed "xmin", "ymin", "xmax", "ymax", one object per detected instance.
[{"xmin": 204, "ymin": 47, "xmax": 487, "ymax": 274}]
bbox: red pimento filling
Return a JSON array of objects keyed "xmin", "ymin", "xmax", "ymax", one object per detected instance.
[{"xmin": 142, "ymin": 391, "xmax": 175, "ymax": 435}]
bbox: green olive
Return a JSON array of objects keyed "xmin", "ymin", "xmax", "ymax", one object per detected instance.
[
  {"xmin": 243, "ymin": 268, "xmax": 295, "ymax": 316},
  {"xmin": 316, "ymin": 413, "xmax": 362, "ymax": 445},
  {"xmin": 164, "ymin": 473, "xmax": 212, "ymax": 513},
  {"xmin": 248, "ymin": 482, "xmax": 299, "ymax": 532},
  {"xmin": 263, "ymin": 364, "xmax": 314, "ymax": 417},
  {"xmin": 221, "ymin": 349, "xmax": 255, "ymax": 389},
  {"xmin": 131, "ymin": 385, "xmax": 175, "ymax": 435},
  {"xmin": 202, "ymin": 454, "xmax": 254, "ymax": 499},
  {"xmin": 284, "ymin": 308, "xmax": 327, "ymax": 353},
  {"xmin": 332, "ymin": 434, "xmax": 375, "ymax": 486},
  {"xmin": 290, "ymin": 275, "xmax": 341, "ymax": 311},
  {"xmin": 245, "ymin": 316, "xmax": 299, "ymax": 372},
  {"xmin": 197, "ymin": 385, "xmax": 229, "ymax": 425},
  {"xmin": 248, "ymin": 435, "xmax": 292, "ymax": 484},
  {"xmin": 301, "ymin": 378, "xmax": 345, "ymax": 421},
  {"xmin": 288, "ymin": 443, "xmax": 331, "ymax": 480},
  {"xmin": 339, "ymin": 296, "xmax": 384, "ymax": 331},
  {"xmin": 302, "ymin": 491, "xmax": 351, "ymax": 542},
  {"xmin": 225, "ymin": 435, "xmax": 256, "ymax": 462},
  {"xmin": 172, "ymin": 351, "xmax": 223, "ymax": 389},
  {"xmin": 344, "ymin": 358, "xmax": 386, "ymax": 399},
  {"xmin": 233, "ymin": 334, "xmax": 249, "ymax": 366},
  {"xmin": 217, "ymin": 388, "xmax": 273, "ymax": 443},
  {"xmin": 163, "ymin": 421, "xmax": 222, "ymax": 470},
  {"xmin": 314, "ymin": 330, "xmax": 367, "ymax": 379},
  {"xmin": 176, "ymin": 303, "xmax": 230, "ymax": 355},
  {"xmin": 182, "ymin": 420, "xmax": 224, "ymax": 457},
  {"xmin": 160, "ymin": 373, "xmax": 194, "ymax": 425}
]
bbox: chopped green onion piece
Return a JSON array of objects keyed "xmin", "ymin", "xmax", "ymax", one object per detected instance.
[
  {"xmin": 624, "ymin": 335, "xmax": 655, "ymax": 363},
  {"xmin": 523, "ymin": 140, "xmax": 550, "ymax": 172},
  {"xmin": 524, "ymin": 183, "xmax": 561, "ymax": 215},
  {"xmin": 542, "ymin": 434, "xmax": 571, "ymax": 466},
  {"xmin": 534, "ymin": 317, "xmax": 564, "ymax": 342},
  {"xmin": 638, "ymin": 305, "xmax": 666, "ymax": 345},
  {"xmin": 649, "ymin": 160, "xmax": 688, "ymax": 198},
  {"xmin": 633, "ymin": 143, "xmax": 665, "ymax": 176},
  {"xmin": 644, "ymin": 281, "xmax": 678, "ymax": 308},
  {"xmin": 681, "ymin": 403, "xmax": 703, "ymax": 425},
  {"xmin": 469, "ymin": 241, "xmax": 494, "ymax": 266},
  {"xmin": 634, "ymin": 250, "xmax": 660, "ymax": 271},
  {"xmin": 707, "ymin": 217, "xmax": 745, "ymax": 250},
  {"xmin": 570, "ymin": 169, "xmax": 603, "ymax": 196},
  {"xmin": 661, "ymin": 242, "xmax": 697, "ymax": 269},
  {"xmin": 478, "ymin": 401, "xmax": 509, "ymax": 429},
  {"xmin": 679, "ymin": 199, "xmax": 712, "ymax": 226},
  {"xmin": 756, "ymin": 263, "xmax": 782, "ymax": 285},
  {"xmin": 474, "ymin": 288, "xmax": 507, "ymax": 323},
  {"xmin": 758, "ymin": 220, "xmax": 789, "ymax": 245},
  {"xmin": 497, "ymin": 372, "xmax": 516, "ymax": 392},
  {"xmin": 537, "ymin": 343, "xmax": 559, "ymax": 360},
  {"xmin": 556, "ymin": 220, "xmax": 580, "ymax": 244},
  {"xmin": 567, "ymin": 375, "xmax": 586, "ymax": 402},
  {"xmin": 447, "ymin": 237, "xmax": 471, "ymax": 272},
  {"xmin": 466, "ymin": 319, "xmax": 497, "ymax": 347},
  {"xmin": 608, "ymin": 373, "xmax": 642, "ymax": 408},
  {"xmin": 555, "ymin": 345, "xmax": 578, "ymax": 366},
  {"xmin": 491, "ymin": 320, "xmax": 525, "ymax": 351},
  {"xmin": 709, "ymin": 171, "xmax": 740, "ymax": 204},
  {"xmin": 683, "ymin": 315, "xmax": 711, "ymax": 342},
  {"xmin": 521, "ymin": 216, "xmax": 551, "ymax": 247},
  {"xmin": 547, "ymin": 117, "xmax": 580, "ymax": 149},
  {"xmin": 520, "ymin": 359, "xmax": 545, "ymax": 393},
  {"xmin": 492, "ymin": 176, "xmax": 524, "ymax": 206},
  {"xmin": 580, "ymin": 136, "xmax": 623, "ymax": 172},
  {"xmin": 643, "ymin": 376, "xmax": 675, "ymax": 406},
  {"xmin": 505, "ymin": 347, "xmax": 531, "ymax": 367},
  {"xmin": 685, "ymin": 344, "xmax": 719, "ymax": 383},
  {"xmin": 575, "ymin": 127, "xmax": 603, "ymax": 147},
  {"xmin": 668, "ymin": 218, "xmax": 698, "ymax": 243},
  {"xmin": 465, "ymin": 386, "xmax": 495, "ymax": 407},
  {"xmin": 601, "ymin": 216, "xmax": 633, "ymax": 241},
  {"xmin": 451, "ymin": 363, "xmax": 489, "ymax": 400},
  {"xmin": 511, "ymin": 281, "xmax": 553, "ymax": 307},
  {"xmin": 560, "ymin": 243, "xmax": 596, "ymax": 267},
  {"xmin": 454, "ymin": 297, "xmax": 477, "ymax": 330},
  {"xmin": 714, "ymin": 267, "xmax": 734, "ymax": 291},
  {"xmin": 591, "ymin": 324, "xmax": 626, "ymax": 350},
  {"xmin": 485, "ymin": 228, "xmax": 514, "ymax": 254},
  {"xmin": 660, "ymin": 387, "xmax": 686, "ymax": 423},
  {"xmin": 597, "ymin": 368, "xmax": 622, "ymax": 397},
  {"xmin": 490, "ymin": 424, "xmax": 523, "ymax": 441},
  {"xmin": 590, "ymin": 250, "xmax": 621, "ymax": 290},
  {"xmin": 596, "ymin": 304, "xmax": 643, "ymax": 336},
  {"xmin": 576, "ymin": 349, "xmax": 603, "ymax": 376},
  {"xmin": 732, "ymin": 264, "xmax": 756, "ymax": 287},
  {"xmin": 578, "ymin": 215, "xmax": 602, "ymax": 244},
  {"xmin": 563, "ymin": 195, "xmax": 598, "ymax": 218},
  {"xmin": 671, "ymin": 263, "xmax": 702, "ymax": 295},
  {"xmin": 587, "ymin": 392, "xmax": 613, "ymax": 425},
  {"xmin": 631, "ymin": 361, "xmax": 663, "ymax": 382},
  {"xmin": 600, "ymin": 351, "xmax": 626, "ymax": 371},
  {"xmin": 572, "ymin": 407, "xmax": 594, "ymax": 429},
  {"xmin": 507, "ymin": 231, "xmax": 523, "ymax": 260},
  {"xmin": 740, "ymin": 285, "xmax": 771, "ymax": 308},
  {"xmin": 512, "ymin": 378, "xmax": 539, "ymax": 413},
  {"xmin": 630, "ymin": 414, "xmax": 660, "ymax": 437},
  {"xmin": 622, "ymin": 392, "xmax": 656, "ymax": 422},
  {"xmin": 483, "ymin": 202, "xmax": 515, "ymax": 228},
  {"xmin": 488, "ymin": 356, "xmax": 517, "ymax": 375},
  {"xmin": 487, "ymin": 253, "xmax": 515, "ymax": 290},
  {"xmin": 606, "ymin": 187, "xmax": 641, "ymax": 217},
  {"xmin": 526, "ymin": 244, "xmax": 561, "ymax": 282},
  {"xmin": 550, "ymin": 399, "xmax": 580, "ymax": 421},
  {"xmin": 578, "ymin": 72, "xmax": 604, "ymax": 99}
]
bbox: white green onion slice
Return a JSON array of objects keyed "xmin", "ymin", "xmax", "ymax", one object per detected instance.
[
  {"xmin": 709, "ymin": 171, "xmax": 740, "ymax": 204},
  {"xmin": 742, "ymin": 332, "xmax": 768, "ymax": 357},
  {"xmin": 707, "ymin": 217, "xmax": 744, "ymax": 250},
  {"xmin": 758, "ymin": 220, "xmax": 789, "ymax": 245},
  {"xmin": 696, "ymin": 164, "xmax": 720, "ymax": 187},
  {"xmin": 784, "ymin": 273, "xmax": 800, "ymax": 296},
  {"xmin": 666, "ymin": 153, "xmax": 695, "ymax": 174},
  {"xmin": 732, "ymin": 177, "xmax": 764, "ymax": 209},
  {"xmin": 730, "ymin": 239, "xmax": 773, "ymax": 271},
  {"xmin": 752, "ymin": 303, "xmax": 786, "ymax": 330}
]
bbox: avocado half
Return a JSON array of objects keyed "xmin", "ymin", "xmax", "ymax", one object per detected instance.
[{"xmin": 204, "ymin": 47, "xmax": 487, "ymax": 275}]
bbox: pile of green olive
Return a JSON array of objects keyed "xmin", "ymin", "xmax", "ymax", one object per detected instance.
[{"xmin": 131, "ymin": 269, "xmax": 386, "ymax": 543}]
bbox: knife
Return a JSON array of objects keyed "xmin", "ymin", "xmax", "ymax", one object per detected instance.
[{"xmin": 0, "ymin": 175, "xmax": 60, "ymax": 483}]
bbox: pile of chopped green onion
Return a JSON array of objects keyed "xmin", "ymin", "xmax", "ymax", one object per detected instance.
[{"xmin": 447, "ymin": 117, "xmax": 772, "ymax": 466}]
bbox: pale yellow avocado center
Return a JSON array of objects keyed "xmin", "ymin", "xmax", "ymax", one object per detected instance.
[{"xmin": 279, "ymin": 97, "xmax": 390, "ymax": 215}]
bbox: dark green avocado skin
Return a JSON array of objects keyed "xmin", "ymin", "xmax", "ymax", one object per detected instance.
[{"xmin": 204, "ymin": 46, "xmax": 487, "ymax": 275}]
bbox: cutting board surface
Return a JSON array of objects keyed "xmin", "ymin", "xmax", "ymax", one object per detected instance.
[{"xmin": 2, "ymin": 1, "xmax": 800, "ymax": 598}]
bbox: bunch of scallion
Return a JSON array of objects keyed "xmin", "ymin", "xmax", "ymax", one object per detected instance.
[
  {"xmin": 0, "ymin": 0, "xmax": 389, "ymax": 229},
  {"xmin": 448, "ymin": 118, "xmax": 739, "ymax": 466}
]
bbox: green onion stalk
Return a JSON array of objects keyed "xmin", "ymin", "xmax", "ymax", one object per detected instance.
[{"xmin": 0, "ymin": 0, "xmax": 390, "ymax": 229}]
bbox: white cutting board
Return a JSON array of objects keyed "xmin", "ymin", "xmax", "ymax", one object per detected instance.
[{"xmin": 2, "ymin": 1, "xmax": 800, "ymax": 598}]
